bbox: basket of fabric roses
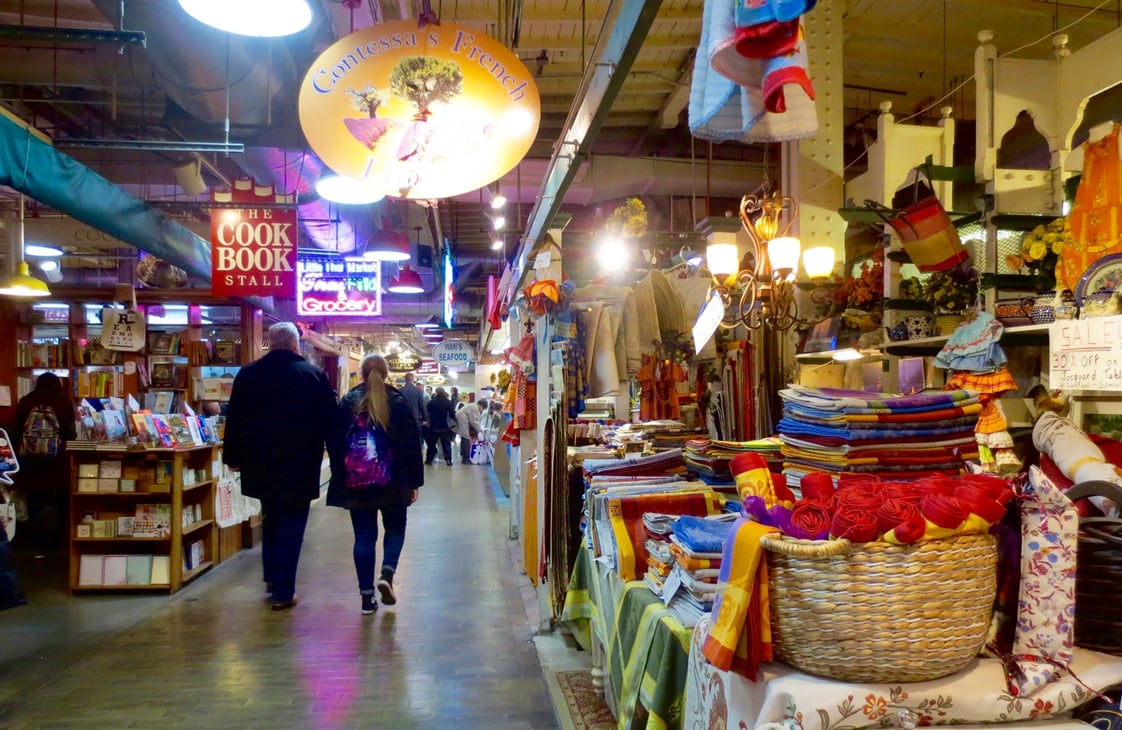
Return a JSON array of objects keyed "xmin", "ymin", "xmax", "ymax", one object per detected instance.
[{"xmin": 747, "ymin": 471, "xmax": 1012, "ymax": 683}]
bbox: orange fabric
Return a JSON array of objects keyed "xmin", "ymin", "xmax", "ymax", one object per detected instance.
[
  {"xmin": 1064, "ymin": 124, "xmax": 1122, "ymax": 289},
  {"xmin": 637, "ymin": 355, "xmax": 687, "ymax": 421}
]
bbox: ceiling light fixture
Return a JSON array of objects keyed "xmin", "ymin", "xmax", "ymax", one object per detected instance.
[
  {"xmin": 489, "ymin": 183, "xmax": 507, "ymax": 210},
  {"xmin": 363, "ymin": 229, "xmax": 411, "ymax": 262},
  {"xmin": 705, "ymin": 184, "xmax": 837, "ymax": 332},
  {"xmin": 414, "ymin": 316, "xmax": 441, "ymax": 329},
  {"xmin": 178, "ymin": 0, "xmax": 313, "ymax": 37},
  {"xmin": 316, "ymin": 174, "xmax": 386, "ymax": 205},
  {"xmin": 24, "ymin": 243, "xmax": 63, "ymax": 257},
  {"xmin": 490, "ymin": 236, "xmax": 504, "ymax": 251},
  {"xmin": 0, "ymin": 196, "xmax": 51, "ymax": 298},
  {"xmin": 491, "ymin": 214, "xmax": 506, "ymax": 231},
  {"xmin": 387, "ymin": 264, "xmax": 424, "ymax": 294}
]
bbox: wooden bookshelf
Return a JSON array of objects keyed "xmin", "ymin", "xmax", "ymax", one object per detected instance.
[{"xmin": 69, "ymin": 444, "xmax": 219, "ymax": 594}]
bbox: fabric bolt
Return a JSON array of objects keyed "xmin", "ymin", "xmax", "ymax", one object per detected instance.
[
  {"xmin": 1007, "ymin": 467, "xmax": 1079, "ymax": 697},
  {"xmin": 1033, "ymin": 412, "xmax": 1122, "ymax": 517},
  {"xmin": 701, "ymin": 519, "xmax": 778, "ymax": 679},
  {"xmin": 668, "ymin": 540, "xmax": 723, "ymax": 572},
  {"xmin": 608, "ymin": 491, "xmax": 724, "ymax": 581},
  {"xmin": 1063, "ymin": 123, "xmax": 1122, "ymax": 290},
  {"xmin": 672, "ymin": 514, "xmax": 737, "ymax": 554},
  {"xmin": 781, "ymin": 385, "xmax": 978, "ymax": 411},
  {"xmin": 623, "ymin": 290, "xmax": 643, "ymax": 376}
]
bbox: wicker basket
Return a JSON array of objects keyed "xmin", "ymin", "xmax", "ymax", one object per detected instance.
[
  {"xmin": 935, "ymin": 312, "xmax": 964, "ymax": 336},
  {"xmin": 761, "ymin": 532, "xmax": 998, "ymax": 683},
  {"xmin": 1067, "ymin": 480, "xmax": 1122, "ymax": 655}
]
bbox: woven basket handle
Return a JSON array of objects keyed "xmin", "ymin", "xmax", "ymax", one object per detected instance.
[
  {"xmin": 760, "ymin": 533, "xmax": 853, "ymax": 558},
  {"xmin": 1065, "ymin": 479, "xmax": 1122, "ymax": 506}
]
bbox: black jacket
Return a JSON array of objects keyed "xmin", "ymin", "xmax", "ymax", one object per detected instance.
[
  {"xmin": 325, "ymin": 383, "xmax": 424, "ymax": 510},
  {"xmin": 223, "ymin": 349, "xmax": 336, "ymax": 504},
  {"xmin": 426, "ymin": 394, "xmax": 456, "ymax": 434}
]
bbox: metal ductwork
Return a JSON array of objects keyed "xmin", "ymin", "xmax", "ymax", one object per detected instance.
[{"xmin": 376, "ymin": 260, "xmax": 485, "ymax": 324}]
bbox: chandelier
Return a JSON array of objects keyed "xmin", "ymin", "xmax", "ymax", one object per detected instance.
[{"xmin": 705, "ymin": 185, "xmax": 837, "ymax": 331}]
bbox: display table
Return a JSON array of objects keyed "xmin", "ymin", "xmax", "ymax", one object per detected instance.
[
  {"xmin": 561, "ymin": 544, "xmax": 694, "ymax": 730},
  {"xmin": 683, "ymin": 615, "xmax": 1122, "ymax": 730}
]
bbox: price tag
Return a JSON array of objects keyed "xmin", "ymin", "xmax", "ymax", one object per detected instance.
[
  {"xmin": 534, "ymin": 249, "xmax": 552, "ymax": 270},
  {"xmin": 660, "ymin": 567, "xmax": 682, "ymax": 605},
  {"xmin": 692, "ymin": 292, "xmax": 725, "ymax": 354}
]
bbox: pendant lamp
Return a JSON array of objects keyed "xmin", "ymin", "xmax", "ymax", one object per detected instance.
[
  {"xmin": 0, "ymin": 196, "xmax": 51, "ymax": 298},
  {"xmin": 387, "ymin": 265, "xmax": 424, "ymax": 294},
  {"xmin": 178, "ymin": 0, "xmax": 313, "ymax": 37},
  {"xmin": 364, "ymin": 229, "xmax": 411, "ymax": 262},
  {"xmin": 316, "ymin": 175, "xmax": 386, "ymax": 205}
]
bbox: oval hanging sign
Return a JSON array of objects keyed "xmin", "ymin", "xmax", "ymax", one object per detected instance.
[
  {"xmin": 431, "ymin": 339, "xmax": 475, "ymax": 368},
  {"xmin": 385, "ymin": 351, "xmax": 422, "ymax": 372},
  {"xmin": 298, "ymin": 21, "xmax": 540, "ymax": 200}
]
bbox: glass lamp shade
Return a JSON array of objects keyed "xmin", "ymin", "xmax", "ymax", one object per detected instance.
[
  {"xmin": 315, "ymin": 175, "xmax": 386, "ymax": 205},
  {"xmin": 364, "ymin": 230, "xmax": 411, "ymax": 262},
  {"xmin": 387, "ymin": 265, "xmax": 424, "ymax": 294},
  {"xmin": 802, "ymin": 245, "xmax": 836, "ymax": 279},
  {"xmin": 178, "ymin": 0, "xmax": 313, "ymax": 37},
  {"xmin": 0, "ymin": 261, "xmax": 52, "ymax": 297},
  {"xmin": 24, "ymin": 243, "xmax": 63, "ymax": 257},
  {"xmin": 706, "ymin": 240, "xmax": 740, "ymax": 281},
  {"xmin": 767, "ymin": 236, "xmax": 801, "ymax": 274}
]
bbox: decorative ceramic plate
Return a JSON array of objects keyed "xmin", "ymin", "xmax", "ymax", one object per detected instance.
[{"xmin": 1075, "ymin": 253, "xmax": 1122, "ymax": 305}]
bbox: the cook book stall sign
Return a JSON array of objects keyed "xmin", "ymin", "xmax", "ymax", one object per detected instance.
[
  {"xmin": 297, "ymin": 254, "xmax": 382, "ymax": 317},
  {"xmin": 298, "ymin": 20, "xmax": 540, "ymax": 200},
  {"xmin": 209, "ymin": 180, "xmax": 298, "ymax": 297}
]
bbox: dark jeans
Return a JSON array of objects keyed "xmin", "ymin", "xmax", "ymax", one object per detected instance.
[
  {"xmin": 460, "ymin": 433, "xmax": 473, "ymax": 462},
  {"xmin": 349, "ymin": 503, "xmax": 408, "ymax": 593},
  {"xmin": 425, "ymin": 430, "xmax": 453, "ymax": 464},
  {"xmin": 260, "ymin": 499, "xmax": 311, "ymax": 602}
]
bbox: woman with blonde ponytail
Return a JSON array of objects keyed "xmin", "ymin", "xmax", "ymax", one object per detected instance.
[{"xmin": 326, "ymin": 354, "xmax": 424, "ymax": 615}]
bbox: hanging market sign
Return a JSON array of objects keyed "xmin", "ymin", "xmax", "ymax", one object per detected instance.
[
  {"xmin": 296, "ymin": 255, "xmax": 383, "ymax": 317},
  {"xmin": 386, "ymin": 351, "xmax": 422, "ymax": 372},
  {"xmin": 210, "ymin": 209, "xmax": 297, "ymax": 298},
  {"xmin": 431, "ymin": 339, "xmax": 474, "ymax": 369},
  {"xmin": 297, "ymin": 20, "xmax": 540, "ymax": 200},
  {"xmin": 416, "ymin": 359, "xmax": 440, "ymax": 375}
]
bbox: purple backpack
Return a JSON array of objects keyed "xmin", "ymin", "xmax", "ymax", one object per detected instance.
[{"xmin": 343, "ymin": 412, "xmax": 392, "ymax": 489}]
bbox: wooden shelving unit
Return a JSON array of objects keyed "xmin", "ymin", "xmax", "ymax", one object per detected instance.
[{"xmin": 68, "ymin": 444, "xmax": 218, "ymax": 594}]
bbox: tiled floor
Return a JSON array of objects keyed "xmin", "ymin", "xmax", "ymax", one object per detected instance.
[{"xmin": 0, "ymin": 461, "xmax": 571, "ymax": 729}]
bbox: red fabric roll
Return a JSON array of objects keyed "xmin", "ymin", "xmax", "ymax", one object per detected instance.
[
  {"xmin": 834, "ymin": 486, "xmax": 885, "ymax": 513},
  {"xmin": 886, "ymin": 512, "xmax": 926, "ymax": 544},
  {"xmin": 882, "ymin": 482, "xmax": 923, "ymax": 504},
  {"xmin": 730, "ymin": 452, "xmax": 769, "ymax": 477},
  {"xmin": 876, "ymin": 498, "xmax": 922, "ymax": 537},
  {"xmin": 953, "ymin": 485, "xmax": 1007, "ymax": 525},
  {"xmin": 800, "ymin": 472, "xmax": 835, "ymax": 501},
  {"xmin": 913, "ymin": 476, "xmax": 955, "ymax": 498},
  {"xmin": 788, "ymin": 499, "xmax": 832, "ymax": 540},
  {"xmin": 771, "ymin": 473, "xmax": 796, "ymax": 504},
  {"xmin": 830, "ymin": 504, "xmax": 880, "ymax": 542},
  {"xmin": 958, "ymin": 473, "xmax": 1015, "ymax": 506},
  {"xmin": 921, "ymin": 492, "xmax": 967, "ymax": 530}
]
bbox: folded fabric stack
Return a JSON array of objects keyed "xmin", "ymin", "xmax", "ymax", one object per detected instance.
[
  {"xmin": 778, "ymin": 385, "xmax": 982, "ymax": 489},
  {"xmin": 653, "ymin": 514, "xmax": 736, "ymax": 612},
  {"xmin": 582, "ymin": 448, "xmax": 686, "ymax": 478},
  {"xmin": 683, "ymin": 437, "xmax": 783, "ymax": 484}
]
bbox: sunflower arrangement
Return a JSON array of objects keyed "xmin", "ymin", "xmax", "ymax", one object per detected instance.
[
  {"xmin": 606, "ymin": 198, "xmax": 649, "ymax": 239},
  {"xmin": 1006, "ymin": 217, "xmax": 1069, "ymax": 293},
  {"xmin": 923, "ymin": 261, "xmax": 979, "ymax": 313}
]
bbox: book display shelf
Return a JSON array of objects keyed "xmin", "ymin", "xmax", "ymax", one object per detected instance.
[{"xmin": 69, "ymin": 444, "xmax": 218, "ymax": 593}]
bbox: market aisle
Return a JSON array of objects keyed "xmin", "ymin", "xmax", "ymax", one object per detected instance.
[{"xmin": 0, "ymin": 461, "xmax": 561, "ymax": 729}]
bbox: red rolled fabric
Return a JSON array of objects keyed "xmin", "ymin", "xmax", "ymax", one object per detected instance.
[
  {"xmin": 834, "ymin": 486, "xmax": 885, "ymax": 513},
  {"xmin": 958, "ymin": 473, "xmax": 1015, "ymax": 506},
  {"xmin": 730, "ymin": 452, "xmax": 769, "ymax": 477},
  {"xmin": 800, "ymin": 472, "xmax": 835, "ymax": 501},
  {"xmin": 882, "ymin": 482, "xmax": 923, "ymax": 505},
  {"xmin": 884, "ymin": 511, "xmax": 926, "ymax": 544},
  {"xmin": 771, "ymin": 473, "xmax": 796, "ymax": 504},
  {"xmin": 876, "ymin": 498, "xmax": 922, "ymax": 537},
  {"xmin": 921, "ymin": 493, "xmax": 967, "ymax": 530},
  {"xmin": 830, "ymin": 504, "xmax": 880, "ymax": 542},
  {"xmin": 913, "ymin": 476, "xmax": 955, "ymax": 498},
  {"xmin": 788, "ymin": 499, "xmax": 832, "ymax": 540},
  {"xmin": 954, "ymin": 485, "xmax": 1007, "ymax": 525}
]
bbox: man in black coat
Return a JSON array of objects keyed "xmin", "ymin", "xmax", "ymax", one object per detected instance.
[{"xmin": 223, "ymin": 322, "xmax": 336, "ymax": 610}]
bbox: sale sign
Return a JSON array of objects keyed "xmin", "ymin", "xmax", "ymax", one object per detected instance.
[{"xmin": 211, "ymin": 207, "xmax": 298, "ymax": 297}]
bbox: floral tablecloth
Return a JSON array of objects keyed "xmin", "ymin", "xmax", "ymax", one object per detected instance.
[{"xmin": 684, "ymin": 616, "xmax": 1122, "ymax": 730}]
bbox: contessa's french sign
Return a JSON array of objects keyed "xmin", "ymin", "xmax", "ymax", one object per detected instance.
[
  {"xmin": 297, "ymin": 255, "xmax": 382, "ymax": 317},
  {"xmin": 297, "ymin": 21, "xmax": 540, "ymax": 200}
]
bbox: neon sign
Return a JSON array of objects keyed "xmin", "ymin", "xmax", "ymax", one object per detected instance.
[
  {"xmin": 297, "ymin": 255, "xmax": 382, "ymax": 317},
  {"xmin": 443, "ymin": 250, "xmax": 455, "ymax": 329}
]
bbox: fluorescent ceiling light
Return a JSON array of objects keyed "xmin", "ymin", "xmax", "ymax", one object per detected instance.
[
  {"xmin": 414, "ymin": 316, "xmax": 441, "ymax": 329},
  {"xmin": 316, "ymin": 174, "xmax": 386, "ymax": 205},
  {"xmin": 24, "ymin": 243, "xmax": 63, "ymax": 257},
  {"xmin": 178, "ymin": 0, "xmax": 313, "ymax": 37}
]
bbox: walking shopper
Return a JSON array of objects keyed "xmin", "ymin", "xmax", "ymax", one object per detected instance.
[
  {"xmin": 224, "ymin": 322, "xmax": 336, "ymax": 611},
  {"xmin": 327, "ymin": 354, "xmax": 424, "ymax": 614},
  {"xmin": 424, "ymin": 387, "xmax": 456, "ymax": 466},
  {"xmin": 454, "ymin": 398, "xmax": 488, "ymax": 464},
  {"xmin": 399, "ymin": 373, "xmax": 427, "ymax": 444}
]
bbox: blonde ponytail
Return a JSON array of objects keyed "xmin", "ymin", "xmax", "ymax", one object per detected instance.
[{"xmin": 359, "ymin": 355, "xmax": 390, "ymax": 429}]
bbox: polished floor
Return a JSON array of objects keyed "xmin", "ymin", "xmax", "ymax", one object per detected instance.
[{"xmin": 0, "ymin": 460, "xmax": 571, "ymax": 729}]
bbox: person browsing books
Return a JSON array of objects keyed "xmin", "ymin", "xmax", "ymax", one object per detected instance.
[
  {"xmin": 454, "ymin": 398, "xmax": 488, "ymax": 465},
  {"xmin": 223, "ymin": 322, "xmax": 336, "ymax": 611},
  {"xmin": 326, "ymin": 354, "xmax": 423, "ymax": 615}
]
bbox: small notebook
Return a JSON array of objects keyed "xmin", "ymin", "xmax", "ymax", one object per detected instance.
[
  {"xmin": 102, "ymin": 555, "xmax": 128, "ymax": 586},
  {"xmin": 150, "ymin": 555, "xmax": 170, "ymax": 585},
  {"xmin": 125, "ymin": 555, "xmax": 153, "ymax": 585},
  {"xmin": 78, "ymin": 554, "xmax": 105, "ymax": 586}
]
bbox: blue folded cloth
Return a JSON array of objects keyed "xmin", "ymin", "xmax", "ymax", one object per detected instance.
[{"xmin": 671, "ymin": 515, "xmax": 736, "ymax": 553}]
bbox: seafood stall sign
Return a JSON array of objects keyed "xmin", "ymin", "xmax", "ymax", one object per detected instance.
[{"xmin": 299, "ymin": 21, "xmax": 541, "ymax": 200}]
